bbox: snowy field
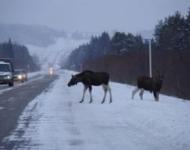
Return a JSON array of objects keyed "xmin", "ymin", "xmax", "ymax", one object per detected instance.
[{"xmin": 4, "ymin": 70, "xmax": 190, "ymax": 150}]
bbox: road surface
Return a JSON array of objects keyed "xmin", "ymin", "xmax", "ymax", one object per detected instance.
[{"xmin": 0, "ymin": 74, "xmax": 57, "ymax": 149}]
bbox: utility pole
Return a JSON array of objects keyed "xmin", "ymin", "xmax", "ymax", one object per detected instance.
[{"xmin": 149, "ymin": 39, "xmax": 152, "ymax": 77}]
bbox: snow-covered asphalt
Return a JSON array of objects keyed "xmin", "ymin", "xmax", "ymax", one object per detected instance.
[{"xmin": 2, "ymin": 70, "xmax": 190, "ymax": 150}]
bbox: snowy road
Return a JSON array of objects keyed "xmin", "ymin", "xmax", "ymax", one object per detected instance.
[
  {"xmin": 0, "ymin": 74, "xmax": 57, "ymax": 145},
  {"xmin": 2, "ymin": 70, "xmax": 190, "ymax": 150}
]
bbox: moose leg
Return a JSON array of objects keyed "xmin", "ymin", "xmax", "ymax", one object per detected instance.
[
  {"xmin": 139, "ymin": 89, "xmax": 144, "ymax": 100},
  {"xmin": 153, "ymin": 91, "xmax": 159, "ymax": 101},
  {"xmin": 101, "ymin": 84, "xmax": 108, "ymax": 104},
  {"xmin": 89, "ymin": 86, "xmax": 93, "ymax": 103},
  {"xmin": 132, "ymin": 87, "xmax": 139, "ymax": 99},
  {"xmin": 80, "ymin": 85, "xmax": 87, "ymax": 103},
  {"xmin": 107, "ymin": 85, "xmax": 112, "ymax": 103},
  {"xmin": 157, "ymin": 93, "xmax": 160, "ymax": 101}
]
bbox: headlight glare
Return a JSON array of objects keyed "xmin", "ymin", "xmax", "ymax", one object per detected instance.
[
  {"xmin": 4, "ymin": 75, "xmax": 11, "ymax": 79},
  {"xmin": 18, "ymin": 75, "xmax": 22, "ymax": 80}
]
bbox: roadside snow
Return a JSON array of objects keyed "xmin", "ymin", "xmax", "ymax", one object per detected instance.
[
  {"xmin": 4, "ymin": 70, "xmax": 190, "ymax": 150},
  {"xmin": 28, "ymin": 71, "xmax": 43, "ymax": 78}
]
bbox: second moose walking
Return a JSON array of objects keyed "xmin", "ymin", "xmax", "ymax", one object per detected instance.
[{"xmin": 132, "ymin": 74, "xmax": 164, "ymax": 101}]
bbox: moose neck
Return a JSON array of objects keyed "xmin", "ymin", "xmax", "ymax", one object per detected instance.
[{"xmin": 76, "ymin": 73, "xmax": 83, "ymax": 83}]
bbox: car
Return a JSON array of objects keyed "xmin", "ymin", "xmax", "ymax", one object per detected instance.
[
  {"xmin": 48, "ymin": 67, "xmax": 54, "ymax": 75},
  {"xmin": 14, "ymin": 69, "xmax": 28, "ymax": 82},
  {"xmin": 0, "ymin": 60, "xmax": 14, "ymax": 87}
]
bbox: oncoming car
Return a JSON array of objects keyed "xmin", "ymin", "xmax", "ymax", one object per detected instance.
[
  {"xmin": 14, "ymin": 69, "xmax": 28, "ymax": 82},
  {"xmin": 0, "ymin": 60, "xmax": 14, "ymax": 87},
  {"xmin": 48, "ymin": 67, "xmax": 54, "ymax": 75}
]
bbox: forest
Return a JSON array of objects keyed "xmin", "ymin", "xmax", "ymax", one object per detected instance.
[{"xmin": 0, "ymin": 39, "xmax": 40, "ymax": 71}]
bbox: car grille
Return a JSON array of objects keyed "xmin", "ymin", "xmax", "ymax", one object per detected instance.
[{"xmin": 0, "ymin": 75, "xmax": 5, "ymax": 80}]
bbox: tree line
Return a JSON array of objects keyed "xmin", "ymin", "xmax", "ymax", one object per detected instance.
[
  {"xmin": 65, "ymin": 31, "xmax": 149, "ymax": 69},
  {"xmin": 0, "ymin": 39, "xmax": 40, "ymax": 71}
]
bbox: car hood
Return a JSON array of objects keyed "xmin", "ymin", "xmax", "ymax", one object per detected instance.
[{"xmin": 0, "ymin": 72, "xmax": 11, "ymax": 76}]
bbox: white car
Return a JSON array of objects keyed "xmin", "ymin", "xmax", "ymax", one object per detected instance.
[{"xmin": 0, "ymin": 61, "xmax": 14, "ymax": 87}]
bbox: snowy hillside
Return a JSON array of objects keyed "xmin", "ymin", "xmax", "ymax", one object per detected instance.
[
  {"xmin": 27, "ymin": 38, "xmax": 88, "ymax": 71},
  {"xmin": 0, "ymin": 24, "xmax": 89, "ymax": 72},
  {"xmin": 0, "ymin": 24, "xmax": 67, "ymax": 47},
  {"xmin": 4, "ymin": 70, "xmax": 190, "ymax": 150}
]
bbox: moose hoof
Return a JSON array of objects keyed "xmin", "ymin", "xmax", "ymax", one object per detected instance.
[{"xmin": 79, "ymin": 100, "xmax": 84, "ymax": 103}]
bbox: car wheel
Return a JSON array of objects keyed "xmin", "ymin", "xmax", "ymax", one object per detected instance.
[{"xmin": 8, "ymin": 81, "xmax": 14, "ymax": 87}]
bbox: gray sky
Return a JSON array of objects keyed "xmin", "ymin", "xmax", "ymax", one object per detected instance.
[{"xmin": 0, "ymin": 0, "xmax": 189, "ymax": 33}]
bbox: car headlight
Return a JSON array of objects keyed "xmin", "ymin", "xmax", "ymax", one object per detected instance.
[
  {"xmin": 4, "ymin": 75, "xmax": 11, "ymax": 79},
  {"xmin": 18, "ymin": 75, "xmax": 22, "ymax": 80}
]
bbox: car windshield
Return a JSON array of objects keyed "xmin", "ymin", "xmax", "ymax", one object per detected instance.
[
  {"xmin": 14, "ymin": 70, "xmax": 24, "ymax": 75},
  {"xmin": 15, "ymin": 70, "xmax": 22, "ymax": 74},
  {"xmin": 0, "ymin": 64, "xmax": 10, "ymax": 72}
]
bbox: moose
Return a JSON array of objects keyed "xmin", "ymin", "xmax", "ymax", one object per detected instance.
[
  {"xmin": 68, "ymin": 70, "xmax": 112, "ymax": 104},
  {"xmin": 132, "ymin": 74, "xmax": 164, "ymax": 101}
]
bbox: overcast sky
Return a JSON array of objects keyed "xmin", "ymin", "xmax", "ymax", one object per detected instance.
[{"xmin": 0, "ymin": 0, "xmax": 189, "ymax": 33}]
